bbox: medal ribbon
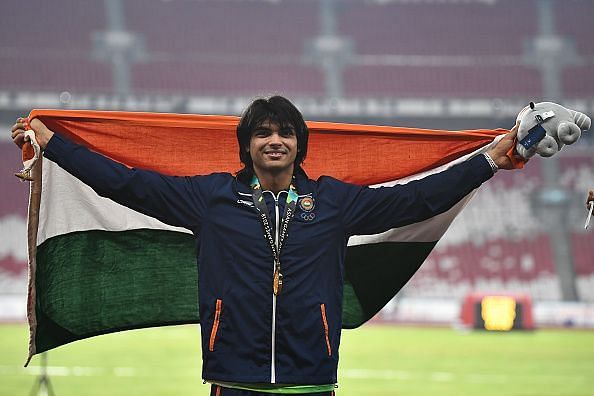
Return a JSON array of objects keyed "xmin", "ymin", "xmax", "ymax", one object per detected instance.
[{"xmin": 250, "ymin": 176, "xmax": 298, "ymax": 296}]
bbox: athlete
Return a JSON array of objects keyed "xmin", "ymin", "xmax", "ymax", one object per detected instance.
[{"xmin": 12, "ymin": 96, "xmax": 520, "ymax": 395}]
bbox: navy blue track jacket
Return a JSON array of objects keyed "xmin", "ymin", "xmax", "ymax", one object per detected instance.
[{"xmin": 44, "ymin": 133, "xmax": 494, "ymax": 384}]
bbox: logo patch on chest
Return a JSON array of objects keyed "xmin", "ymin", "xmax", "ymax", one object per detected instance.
[{"xmin": 299, "ymin": 197, "xmax": 315, "ymax": 212}]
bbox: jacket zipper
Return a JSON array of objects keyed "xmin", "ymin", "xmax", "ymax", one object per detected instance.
[
  {"xmin": 271, "ymin": 192, "xmax": 282, "ymax": 383},
  {"xmin": 209, "ymin": 299, "xmax": 222, "ymax": 352}
]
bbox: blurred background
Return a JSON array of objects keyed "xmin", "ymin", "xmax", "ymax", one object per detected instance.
[{"xmin": 1, "ymin": 0, "xmax": 593, "ymax": 395}]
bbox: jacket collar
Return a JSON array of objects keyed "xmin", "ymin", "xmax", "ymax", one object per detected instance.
[{"xmin": 233, "ymin": 167, "xmax": 313, "ymax": 197}]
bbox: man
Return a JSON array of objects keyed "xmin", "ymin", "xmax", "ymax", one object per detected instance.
[{"xmin": 12, "ymin": 96, "xmax": 519, "ymax": 395}]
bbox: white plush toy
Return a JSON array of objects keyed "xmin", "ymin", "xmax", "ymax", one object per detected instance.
[{"xmin": 515, "ymin": 101, "xmax": 591, "ymax": 159}]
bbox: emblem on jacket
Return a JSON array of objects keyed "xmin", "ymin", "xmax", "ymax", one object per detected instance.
[
  {"xmin": 299, "ymin": 197, "xmax": 315, "ymax": 212},
  {"xmin": 298, "ymin": 197, "xmax": 315, "ymax": 221}
]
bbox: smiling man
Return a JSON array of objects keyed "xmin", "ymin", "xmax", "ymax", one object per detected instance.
[
  {"xmin": 248, "ymin": 122, "xmax": 296, "ymax": 186},
  {"xmin": 236, "ymin": 98, "xmax": 306, "ymax": 194},
  {"xmin": 12, "ymin": 96, "xmax": 519, "ymax": 395}
]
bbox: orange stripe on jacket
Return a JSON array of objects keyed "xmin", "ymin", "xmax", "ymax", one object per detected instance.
[{"xmin": 209, "ymin": 299, "xmax": 222, "ymax": 352}]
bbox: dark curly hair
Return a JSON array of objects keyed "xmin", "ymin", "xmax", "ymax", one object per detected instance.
[{"xmin": 236, "ymin": 96, "xmax": 309, "ymax": 180}]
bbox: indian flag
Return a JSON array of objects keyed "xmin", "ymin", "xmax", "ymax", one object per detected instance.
[{"xmin": 24, "ymin": 109, "xmax": 507, "ymax": 364}]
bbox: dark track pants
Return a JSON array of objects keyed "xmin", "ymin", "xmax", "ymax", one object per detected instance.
[{"xmin": 210, "ymin": 385, "xmax": 335, "ymax": 396}]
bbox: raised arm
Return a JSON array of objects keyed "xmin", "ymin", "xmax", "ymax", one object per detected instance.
[
  {"xmin": 12, "ymin": 117, "xmax": 209, "ymax": 230},
  {"xmin": 339, "ymin": 126, "xmax": 521, "ymax": 236}
]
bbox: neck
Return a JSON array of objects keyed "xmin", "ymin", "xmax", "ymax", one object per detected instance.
[{"xmin": 253, "ymin": 166, "xmax": 294, "ymax": 194}]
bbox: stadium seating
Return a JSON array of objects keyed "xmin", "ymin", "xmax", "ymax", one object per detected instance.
[
  {"xmin": 337, "ymin": 0, "xmax": 537, "ymax": 56},
  {"xmin": 123, "ymin": 0, "xmax": 318, "ymax": 55},
  {"xmin": 1, "ymin": 0, "xmax": 593, "ymax": 302},
  {"xmin": 555, "ymin": 0, "xmax": 594, "ymax": 55},
  {"xmin": 1, "ymin": 0, "xmax": 104, "ymax": 51},
  {"xmin": 343, "ymin": 65, "xmax": 542, "ymax": 98},
  {"xmin": 0, "ymin": 0, "xmax": 110, "ymax": 92},
  {"xmin": 132, "ymin": 62, "xmax": 325, "ymax": 96},
  {"xmin": 404, "ymin": 156, "xmax": 594, "ymax": 301},
  {"xmin": 562, "ymin": 67, "xmax": 594, "ymax": 98},
  {"xmin": 1, "ymin": 0, "xmax": 592, "ymax": 98},
  {"xmin": 0, "ymin": 58, "xmax": 113, "ymax": 93},
  {"xmin": 0, "ymin": 143, "xmax": 31, "ymax": 293}
]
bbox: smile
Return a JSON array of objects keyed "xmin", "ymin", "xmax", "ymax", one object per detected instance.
[{"xmin": 265, "ymin": 151, "xmax": 286, "ymax": 158}]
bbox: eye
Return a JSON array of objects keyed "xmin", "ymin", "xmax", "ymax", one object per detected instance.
[
  {"xmin": 253, "ymin": 129, "xmax": 269, "ymax": 137},
  {"xmin": 280, "ymin": 128, "xmax": 296, "ymax": 137}
]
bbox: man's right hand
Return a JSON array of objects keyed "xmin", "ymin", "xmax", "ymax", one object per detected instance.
[{"xmin": 11, "ymin": 117, "xmax": 54, "ymax": 150}]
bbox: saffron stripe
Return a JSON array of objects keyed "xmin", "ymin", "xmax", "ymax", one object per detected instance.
[{"xmin": 29, "ymin": 109, "xmax": 505, "ymax": 184}]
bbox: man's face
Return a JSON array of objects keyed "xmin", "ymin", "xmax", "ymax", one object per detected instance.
[{"xmin": 248, "ymin": 121, "xmax": 298, "ymax": 176}]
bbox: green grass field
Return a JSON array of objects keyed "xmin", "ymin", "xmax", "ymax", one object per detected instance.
[{"xmin": 1, "ymin": 323, "xmax": 593, "ymax": 395}]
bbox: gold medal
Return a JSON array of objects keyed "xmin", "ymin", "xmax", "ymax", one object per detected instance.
[{"xmin": 273, "ymin": 268, "xmax": 283, "ymax": 296}]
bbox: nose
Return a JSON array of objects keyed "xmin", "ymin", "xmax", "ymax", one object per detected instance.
[{"xmin": 268, "ymin": 132, "xmax": 282, "ymax": 146}]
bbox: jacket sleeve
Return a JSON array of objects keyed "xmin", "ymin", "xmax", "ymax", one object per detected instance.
[
  {"xmin": 334, "ymin": 154, "xmax": 495, "ymax": 236},
  {"xmin": 43, "ymin": 133, "xmax": 210, "ymax": 230}
]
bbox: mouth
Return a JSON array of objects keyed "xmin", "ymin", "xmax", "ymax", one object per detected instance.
[{"xmin": 264, "ymin": 151, "xmax": 286, "ymax": 159}]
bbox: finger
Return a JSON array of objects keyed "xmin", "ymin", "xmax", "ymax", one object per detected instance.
[
  {"xmin": 507, "ymin": 120, "xmax": 520, "ymax": 137},
  {"xmin": 11, "ymin": 122, "xmax": 27, "ymax": 134},
  {"xmin": 13, "ymin": 132, "xmax": 25, "ymax": 142},
  {"xmin": 509, "ymin": 124, "xmax": 519, "ymax": 136},
  {"xmin": 11, "ymin": 120, "xmax": 29, "ymax": 133},
  {"xmin": 11, "ymin": 128, "xmax": 25, "ymax": 139},
  {"xmin": 13, "ymin": 135, "xmax": 26, "ymax": 149}
]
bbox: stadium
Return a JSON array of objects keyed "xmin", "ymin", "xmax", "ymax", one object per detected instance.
[{"xmin": 1, "ymin": 0, "xmax": 593, "ymax": 395}]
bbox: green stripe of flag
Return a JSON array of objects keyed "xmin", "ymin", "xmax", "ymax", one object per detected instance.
[
  {"xmin": 35, "ymin": 229, "xmax": 199, "ymax": 353},
  {"xmin": 343, "ymin": 241, "xmax": 437, "ymax": 328}
]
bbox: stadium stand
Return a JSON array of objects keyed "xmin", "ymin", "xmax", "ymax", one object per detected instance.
[
  {"xmin": 132, "ymin": 62, "xmax": 325, "ymax": 96},
  {"xmin": 404, "ymin": 155, "xmax": 594, "ymax": 301},
  {"xmin": 0, "ymin": 0, "xmax": 110, "ymax": 92},
  {"xmin": 0, "ymin": 58, "xmax": 113, "ymax": 93},
  {"xmin": 0, "ymin": 143, "xmax": 30, "ymax": 294},
  {"xmin": 343, "ymin": 65, "xmax": 542, "ymax": 98},
  {"xmin": 1, "ymin": 0, "xmax": 592, "ymax": 99},
  {"xmin": 555, "ymin": 0, "xmax": 594, "ymax": 56},
  {"xmin": 0, "ymin": 0, "xmax": 593, "ymax": 305},
  {"xmin": 1, "ymin": 0, "xmax": 105, "ymax": 51},
  {"xmin": 337, "ymin": 0, "xmax": 537, "ymax": 56},
  {"xmin": 123, "ymin": 0, "xmax": 318, "ymax": 55},
  {"xmin": 562, "ymin": 67, "xmax": 594, "ymax": 99}
]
